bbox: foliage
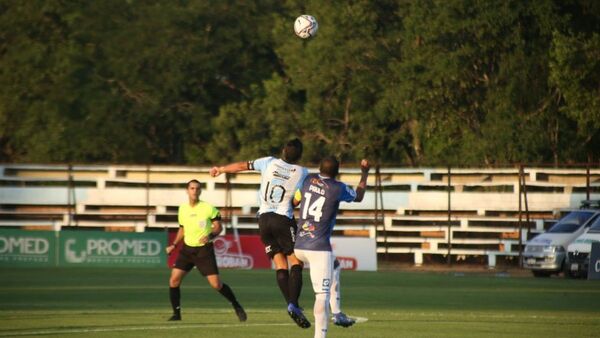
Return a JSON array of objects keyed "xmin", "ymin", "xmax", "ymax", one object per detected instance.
[{"xmin": 0, "ymin": 0, "xmax": 598, "ymax": 166}]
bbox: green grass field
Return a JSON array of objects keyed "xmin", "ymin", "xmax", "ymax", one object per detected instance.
[{"xmin": 0, "ymin": 268, "xmax": 599, "ymax": 337}]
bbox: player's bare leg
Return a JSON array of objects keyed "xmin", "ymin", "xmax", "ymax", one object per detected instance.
[{"xmin": 206, "ymin": 274, "xmax": 222, "ymax": 290}]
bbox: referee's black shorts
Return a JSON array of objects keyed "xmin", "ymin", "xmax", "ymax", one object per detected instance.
[
  {"xmin": 258, "ymin": 212, "xmax": 297, "ymax": 259},
  {"xmin": 174, "ymin": 243, "xmax": 219, "ymax": 276}
]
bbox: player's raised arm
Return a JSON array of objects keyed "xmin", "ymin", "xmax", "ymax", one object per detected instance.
[
  {"xmin": 210, "ymin": 161, "xmax": 250, "ymax": 177},
  {"xmin": 354, "ymin": 159, "xmax": 370, "ymax": 202}
]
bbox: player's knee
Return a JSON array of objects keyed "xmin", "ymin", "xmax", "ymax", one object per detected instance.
[
  {"xmin": 288, "ymin": 254, "xmax": 302, "ymax": 265},
  {"xmin": 316, "ymin": 291, "xmax": 330, "ymax": 301},
  {"xmin": 272, "ymin": 253, "xmax": 289, "ymax": 270},
  {"xmin": 274, "ymin": 262, "xmax": 288, "ymax": 270},
  {"xmin": 314, "ymin": 293, "xmax": 329, "ymax": 314},
  {"xmin": 207, "ymin": 277, "xmax": 222, "ymax": 290},
  {"xmin": 169, "ymin": 276, "xmax": 181, "ymax": 287}
]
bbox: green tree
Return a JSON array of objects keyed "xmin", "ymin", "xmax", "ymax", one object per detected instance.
[
  {"xmin": 1, "ymin": 0, "xmax": 598, "ymax": 166},
  {"xmin": 550, "ymin": 31, "xmax": 600, "ymax": 159},
  {"xmin": 0, "ymin": 0, "xmax": 281, "ymax": 163}
]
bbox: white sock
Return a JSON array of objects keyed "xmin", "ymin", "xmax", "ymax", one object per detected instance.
[
  {"xmin": 314, "ymin": 292, "xmax": 330, "ymax": 338},
  {"xmin": 329, "ymin": 263, "xmax": 341, "ymax": 314}
]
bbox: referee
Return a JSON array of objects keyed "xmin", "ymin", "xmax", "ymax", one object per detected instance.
[{"xmin": 165, "ymin": 179, "xmax": 246, "ymax": 322}]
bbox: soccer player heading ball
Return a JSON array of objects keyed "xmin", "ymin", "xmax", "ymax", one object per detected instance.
[{"xmin": 211, "ymin": 139, "xmax": 311, "ymax": 329}]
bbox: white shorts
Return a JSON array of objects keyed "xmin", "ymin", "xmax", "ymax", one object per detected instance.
[{"xmin": 294, "ymin": 249, "xmax": 333, "ymax": 294}]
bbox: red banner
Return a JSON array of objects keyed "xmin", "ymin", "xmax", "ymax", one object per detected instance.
[
  {"xmin": 167, "ymin": 233, "xmax": 270, "ymax": 269},
  {"xmin": 335, "ymin": 256, "xmax": 358, "ymax": 270}
]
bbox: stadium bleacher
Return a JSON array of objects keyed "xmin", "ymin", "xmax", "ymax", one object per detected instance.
[{"xmin": 1, "ymin": 164, "xmax": 598, "ymax": 268}]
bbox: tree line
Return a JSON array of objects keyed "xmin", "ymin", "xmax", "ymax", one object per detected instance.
[{"xmin": 0, "ymin": 0, "xmax": 598, "ymax": 167}]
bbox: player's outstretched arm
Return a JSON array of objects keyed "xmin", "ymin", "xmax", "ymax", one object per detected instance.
[
  {"xmin": 354, "ymin": 159, "xmax": 370, "ymax": 202},
  {"xmin": 210, "ymin": 162, "xmax": 250, "ymax": 177}
]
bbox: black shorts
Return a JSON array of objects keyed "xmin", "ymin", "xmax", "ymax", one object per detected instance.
[
  {"xmin": 174, "ymin": 243, "xmax": 219, "ymax": 276},
  {"xmin": 258, "ymin": 212, "xmax": 297, "ymax": 259}
]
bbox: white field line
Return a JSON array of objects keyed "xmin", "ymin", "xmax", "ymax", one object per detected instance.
[
  {"xmin": 0, "ymin": 323, "xmax": 294, "ymax": 336},
  {"xmin": 353, "ymin": 316, "xmax": 369, "ymax": 323},
  {"xmin": 0, "ymin": 309, "xmax": 290, "ymax": 316},
  {"xmin": 0, "ymin": 285, "xmax": 240, "ymax": 291}
]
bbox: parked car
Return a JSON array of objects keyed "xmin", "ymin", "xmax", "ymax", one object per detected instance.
[
  {"xmin": 523, "ymin": 209, "xmax": 600, "ymax": 277},
  {"xmin": 567, "ymin": 215, "xmax": 600, "ymax": 278}
]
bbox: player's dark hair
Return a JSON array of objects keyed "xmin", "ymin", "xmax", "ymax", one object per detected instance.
[
  {"xmin": 186, "ymin": 179, "xmax": 201, "ymax": 189},
  {"xmin": 282, "ymin": 138, "xmax": 303, "ymax": 163},
  {"xmin": 320, "ymin": 156, "xmax": 339, "ymax": 178}
]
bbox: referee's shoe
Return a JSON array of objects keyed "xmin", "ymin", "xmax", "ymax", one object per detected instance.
[
  {"xmin": 168, "ymin": 309, "xmax": 181, "ymax": 321},
  {"xmin": 233, "ymin": 302, "xmax": 247, "ymax": 322}
]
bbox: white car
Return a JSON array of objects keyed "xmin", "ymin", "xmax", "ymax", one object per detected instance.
[
  {"xmin": 567, "ymin": 215, "xmax": 600, "ymax": 278},
  {"xmin": 522, "ymin": 210, "xmax": 600, "ymax": 277}
]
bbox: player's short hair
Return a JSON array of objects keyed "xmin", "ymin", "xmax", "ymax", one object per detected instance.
[
  {"xmin": 186, "ymin": 179, "xmax": 201, "ymax": 189},
  {"xmin": 320, "ymin": 156, "xmax": 339, "ymax": 178},
  {"xmin": 282, "ymin": 138, "xmax": 303, "ymax": 163}
]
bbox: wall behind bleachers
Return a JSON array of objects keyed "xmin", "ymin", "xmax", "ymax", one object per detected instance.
[{"xmin": 1, "ymin": 164, "xmax": 598, "ymax": 267}]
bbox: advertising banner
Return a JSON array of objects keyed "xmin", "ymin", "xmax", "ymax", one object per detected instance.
[
  {"xmin": 214, "ymin": 235, "xmax": 270, "ymax": 269},
  {"xmin": 1, "ymin": 230, "xmax": 372, "ymax": 270},
  {"xmin": 167, "ymin": 233, "xmax": 270, "ymax": 269},
  {"xmin": 59, "ymin": 230, "xmax": 166, "ymax": 268},
  {"xmin": 588, "ymin": 242, "xmax": 600, "ymax": 280},
  {"xmin": 0, "ymin": 229, "xmax": 57, "ymax": 267},
  {"xmin": 331, "ymin": 237, "xmax": 378, "ymax": 271}
]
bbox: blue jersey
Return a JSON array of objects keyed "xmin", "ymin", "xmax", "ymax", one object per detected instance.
[
  {"xmin": 294, "ymin": 174, "xmax": 357, "ymax": 251},
  {"xmin": 250, "ymin": 156, "xmax": 308, "ymax": 219}
]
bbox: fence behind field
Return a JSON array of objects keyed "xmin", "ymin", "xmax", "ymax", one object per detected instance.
[{"xmin": 1, "ymin": 163, "xmax": 599, "ymax": 268}]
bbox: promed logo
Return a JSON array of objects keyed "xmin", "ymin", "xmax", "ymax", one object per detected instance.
[
  {"xmin": 0, "ymin": 236, "xmax": 49, "ymax": 254},
  {"xmin": 0, "ymin": 234, "xmax": 51, "ymax": 264},
  {"xmin": 64, "ymin": 236, "xmax": 162, "ymax": 265}
]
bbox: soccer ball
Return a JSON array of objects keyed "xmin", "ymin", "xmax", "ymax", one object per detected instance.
[{"xmin": 294, "ymin": 15, "xmax": 318, "ymax": 39}]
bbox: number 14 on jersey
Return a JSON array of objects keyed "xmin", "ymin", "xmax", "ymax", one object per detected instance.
[{"xmin": 302, "ymin": 192, "xmax": 325, "ymax": 222}]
